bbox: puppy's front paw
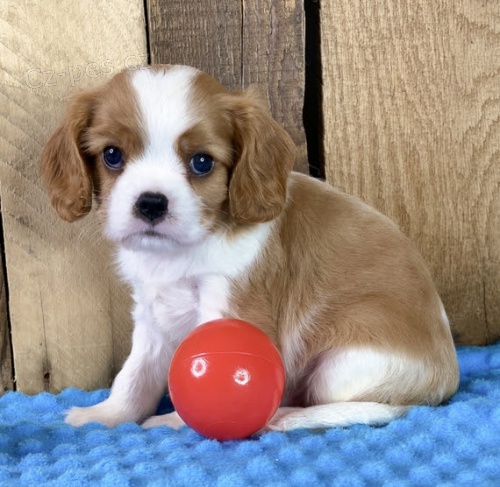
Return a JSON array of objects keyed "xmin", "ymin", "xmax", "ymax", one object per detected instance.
[
  {"xmin": 142, "ymin": 412, "xmax": 186, "ymax": 430},
  {"xmin": 65, "ymin": 401, "xmax": 128, "ymax": 428}
]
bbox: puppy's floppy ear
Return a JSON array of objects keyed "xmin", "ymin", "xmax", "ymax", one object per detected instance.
[
  {"xmin": 40, "ymin": 90, "xmax": 96, "ymax": 222},
  {"xmin": 225, "ymin": 89, "xmax": 296, "ymax": 224}
]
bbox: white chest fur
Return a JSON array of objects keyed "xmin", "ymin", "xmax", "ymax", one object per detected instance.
[{"xmin": 115, "ymin": 222, "xmax": 272, "ymax": 339}]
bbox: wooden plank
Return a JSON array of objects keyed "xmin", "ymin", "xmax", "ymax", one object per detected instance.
[
  {"xmin": 147, "ymin": 0, "xmax": 242, "ymax": 89},
  {"xmin": 147, "ymin": 0, "xmax": 308, "ymax": 172},
  {"xmin": 241, "ymin": 0, "xmax": 306, "ymax": 171},
  {"xmin": 0, "ymin": 0, "xmax": 146, "ymax": 393},
  {"xmin": 0, "ymin": 222, "xmax": 13, "ymax": 393},
  {"xmin": 321, "ymin": 0, "xmax": 500, "ymax": 344}
]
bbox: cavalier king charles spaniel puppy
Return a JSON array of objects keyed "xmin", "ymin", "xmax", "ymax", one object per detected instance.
[{"xmin": 41, "ymin": 65, "xmax": 458, "ymax": 431}]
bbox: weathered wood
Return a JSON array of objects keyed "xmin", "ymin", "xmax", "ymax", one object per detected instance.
[
  {"xmin": 321, "ymin": 0, "xmax": 500, "ymax": 344},
  {"xmin": 0, "ymin": 0, "xmax": 146, "ymax": 393},
  {"xmin": 147, "ymin": 0, "xmax": 308, "ymax": 172},
  {"xmin": 0, "ymin": 225, "xmax": 13, "ymax": 393}
]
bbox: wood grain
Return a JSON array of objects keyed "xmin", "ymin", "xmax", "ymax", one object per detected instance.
[
  {"xmin": 0, "ymin": 0, "xmax": 146, "ymax": 393},
  {"xmin": 321, "ymin": 0, "xmax": 500, "ymax": 344},
  {"xmin": 147, "ymin": 0, "xmax": 308, "ymax": 172},
  {"xmin": 0, "ymin": 230, "xmax": 13, "ymax": 392}
]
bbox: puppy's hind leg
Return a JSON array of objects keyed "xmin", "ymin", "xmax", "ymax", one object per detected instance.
[
  {"xmin": 265, "ymin": 403, "xmax": 408, "ymax": 432},
  {"xmin": 266, "ymin": 348, "xmax": 412, "ymax": 432}
]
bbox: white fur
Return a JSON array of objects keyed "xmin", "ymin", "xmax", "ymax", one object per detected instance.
[
  {"xmin": 264, "ymin": 349, "xmax": 421, "ymax": 432},
  {"xmin": 264, "ymin": 403, "xmax": 408, "ymax": 431},
  {"xmin": 67, "ymin": 219, "xmax": 273, "ymax": 427},
  {"xmin": 131, "ymin": 66, "xmax": 198, "ymax": 144},
  {"xmin": 105, "ymin": 161, "xmax": 208, "ymax": 249},
  {"xmin": 264, "ymin": 348, "xmax": 438, "ymax": 431},
  {"xmin": 306, "ymin": 348, "xmax": 442, "ymax": 404}
]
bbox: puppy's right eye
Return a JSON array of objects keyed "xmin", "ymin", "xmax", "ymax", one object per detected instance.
[
  {"xmin": 189, "ymin": 153, "xmax": 214, "ymax": 176},
  {"xmin": 103, "ymin": 146, "xmax": 124, "ymax": 169}
]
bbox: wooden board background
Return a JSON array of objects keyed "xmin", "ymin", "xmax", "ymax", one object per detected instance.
[
  {"xmin": 0, "ymin": 0, "xmax": 498, "ymax": 394},
  {"xmin": 0, "ymin": 1, "xmax": 146, "ymax": 393},
  {"xmin": 321, "ymin": 0, "xmax": 500, "ymax": 345}
]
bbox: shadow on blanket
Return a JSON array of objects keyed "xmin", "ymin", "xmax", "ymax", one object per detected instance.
[{"xmin": 1, "ymin": 343, "xmax": 499, "ymax": 486}]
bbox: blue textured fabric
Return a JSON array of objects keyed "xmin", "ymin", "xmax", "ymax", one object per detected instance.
[{"xmin": 1, "ymin": 344, "xmax": 499, "ymax": 486}]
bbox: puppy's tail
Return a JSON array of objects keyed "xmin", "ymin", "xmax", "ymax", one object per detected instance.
[{"xmin": 266, "ymin": 402, "xmax": 409, "ymax": 432}]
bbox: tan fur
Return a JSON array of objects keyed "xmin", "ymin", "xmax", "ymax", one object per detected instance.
[
  {"xmin": 40, "ymin": 70, "xmax": 143, "ymax": 219},
  {"xmin": 229, "ymin": 173, "xmax": 459, "ymax": 407},
  {"xmin": 225, "ymin": 89, "xmax": 296, "ymax": 224},
  {"xmin": 40, "ymin": 90, "xmax": 96, "ymax": 222},
  {"xmin": 177, "ymin": 72, "xmax": 235, "ymax": 231},
  {"xmin": 185, "ymin": 73, "xmax": 296, "ymax": 226}
]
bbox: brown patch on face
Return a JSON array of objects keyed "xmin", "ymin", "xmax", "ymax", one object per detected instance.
[
  {"xmin": 40, "ymin": 69, "xmax": 144, "ymax": 221},
  {"xmin": 84, "ymin": 70, "xmax": 144, "ymax": 206},
  {"xmin": 177, "ymin": 71, "xmax": 297, "ymax": 234},
  {"xmin": 176, "ymin": 72, "xmax": 235, "ymax": 231}
]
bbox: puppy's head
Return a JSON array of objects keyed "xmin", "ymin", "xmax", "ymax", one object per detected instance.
[{"xmin": 40, "ymin": 65, "xmax": 296, "ymax": 250}]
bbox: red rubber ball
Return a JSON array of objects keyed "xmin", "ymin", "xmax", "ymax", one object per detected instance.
[{"xmin": 168, "ymin": 318, "xmax": 285, "ymax": 441}]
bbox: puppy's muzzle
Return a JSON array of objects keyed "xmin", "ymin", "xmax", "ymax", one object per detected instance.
[{"xmin": 134, "ymin": 192, "xmax": 169, "ymax": 224}]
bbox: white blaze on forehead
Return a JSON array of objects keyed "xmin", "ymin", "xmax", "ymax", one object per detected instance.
[{"xmin": 130, "ymin": 66, "xmax": 200, "ymax": 160}]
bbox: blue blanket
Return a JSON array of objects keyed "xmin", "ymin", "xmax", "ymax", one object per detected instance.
[{"xmin": 1, "ymin": 344, "xmax": 499, "ymax": 486}]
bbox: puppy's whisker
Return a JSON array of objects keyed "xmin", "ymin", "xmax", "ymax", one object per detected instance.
[{"xmin": 76, "ymin": 219, "xmax": 103, "ymax": 243}]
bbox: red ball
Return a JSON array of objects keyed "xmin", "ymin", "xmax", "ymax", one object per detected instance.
[{"xmin": 168, "ymin": 318, "xmax": 285, "ymax": 441}]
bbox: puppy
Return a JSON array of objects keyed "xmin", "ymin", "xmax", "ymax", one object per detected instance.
[{"xmin": 41, "ymin": 64, "xmax": 459, "ymax": 431}]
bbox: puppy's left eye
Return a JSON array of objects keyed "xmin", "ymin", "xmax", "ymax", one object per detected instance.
[
  {"xmin": 189, "ymin": 154, "xmax": 214, "ymax": 176},
  {"xmin": 103, "ymin": 146, "xmax": 124, "ymax": 169}
]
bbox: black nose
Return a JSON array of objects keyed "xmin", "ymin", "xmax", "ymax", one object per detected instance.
[{"xmin": 134, "ymin": 192, "xmax": 168, "ymax": 224}]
